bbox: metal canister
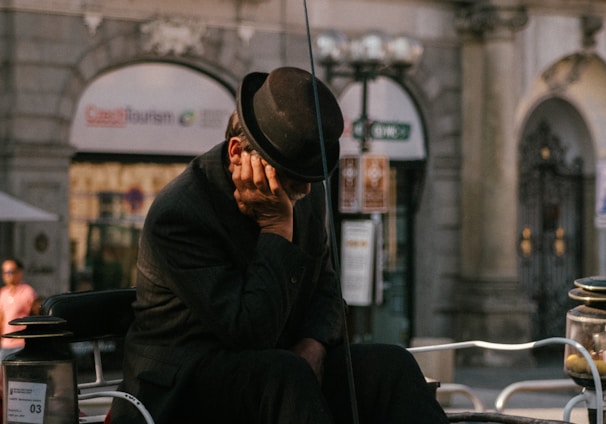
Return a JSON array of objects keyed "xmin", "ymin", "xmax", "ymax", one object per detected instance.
[{"xmin": 2, "ymin": 316, "xmax": 77, "ymax": 424}]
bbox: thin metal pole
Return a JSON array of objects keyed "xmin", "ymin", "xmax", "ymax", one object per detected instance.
[
  {"xmin": 302, "ymin": 1, "xmax": 360, "ymax": 423},
  {"xmin": 360, "ymin": 76, "xmax": 369, "ymax": 153}
]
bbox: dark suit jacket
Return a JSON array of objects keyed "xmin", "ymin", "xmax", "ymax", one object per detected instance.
[{"xmin": 111, "ymin": 142, "xmax": 345, "ymax": 423}]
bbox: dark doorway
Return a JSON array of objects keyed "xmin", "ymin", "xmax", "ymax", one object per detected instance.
[{"xmin": 518, "ymin": 120, "xmax": 583, "ymax": 340}]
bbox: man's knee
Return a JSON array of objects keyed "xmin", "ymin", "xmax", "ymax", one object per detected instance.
[
  {"xmin": 374, "ymin": 344, "xmax": 420, "ymax": 369},
  {"xmin": 346, "ymin": 343, "xmax": 427, "ymax": 386},
  {"xmin": 351, "ymin": 343, "xmax": 417, "ymax": 367}
]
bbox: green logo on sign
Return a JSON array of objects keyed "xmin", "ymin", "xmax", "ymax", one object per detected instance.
[{"xmin": 353, "ymin": 120, "xmax": 410, "ymax": 141}]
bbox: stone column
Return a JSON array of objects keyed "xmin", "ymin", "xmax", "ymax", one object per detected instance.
[
  {"xmin": 455, "ymin": 2, "xmax": 534, "ymax": 366},
  {"xmin": 0, "ymin": 11, "xmax": 76, "ymax": 297}
]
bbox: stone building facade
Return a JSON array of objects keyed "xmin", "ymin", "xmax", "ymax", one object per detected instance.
[{"xmin": 1, "ymin": 0, "xmax": 606, "ymax": 365}]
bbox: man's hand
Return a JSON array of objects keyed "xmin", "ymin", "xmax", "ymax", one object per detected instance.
[
  {"xmin": 291, "ymin": 338, "xmax": 326, "ymax": 384},
  {"xmin": 233, "ymin": 151, "xmax": 294, "ymax": 241}
]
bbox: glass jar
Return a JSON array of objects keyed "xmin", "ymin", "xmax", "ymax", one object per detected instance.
[
  {"xmin": 565, "ymin": 276, "xmax": 606, "ymax": 388},
  {"xmin": 2, "ymin": 316, "xmax": 77, "ymax": 424}
]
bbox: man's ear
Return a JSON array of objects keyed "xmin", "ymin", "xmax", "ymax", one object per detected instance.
[{"xmin": 227, "ymin": 137, "xmax": 243, "ymax": 166}]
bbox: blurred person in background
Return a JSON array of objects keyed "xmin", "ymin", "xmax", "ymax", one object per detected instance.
[{"xmin": 0, "ymin": 258, "xmax": 37, "ymax": 359}]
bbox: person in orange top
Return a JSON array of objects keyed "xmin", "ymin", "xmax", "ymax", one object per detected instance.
[{"xmin": 0, "ymin": 258, "xmax": 37, "ymax": 359}]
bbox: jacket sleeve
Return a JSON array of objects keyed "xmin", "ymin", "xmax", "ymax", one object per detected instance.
[
  {"xmin": 296, "ymin": 248, "xmax": 345, "ymax": 348},
  {"xmin": 136, "ymin": 171, "xmax": 327, "ymax": 351},
  {"xmin": 290, "ymin": 184, "xmax": 345, "ymax": 347}
]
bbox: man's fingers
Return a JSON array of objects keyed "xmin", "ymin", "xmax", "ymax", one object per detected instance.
[
  {"xmin": 235, "ymin": 152, "xmax": 267, "ymax": 193},
  {"xmin": 239, "ymin": 151, "xmax": 253, "ymax": 183},
  {"xmin": 251, "ymin": 153, "xmax": 270, "ymax": 191},
  {"xmin": 232, "ymin": 151, "xmax": 291, "ymax": 223},
  {"xmin": 264, "ymin": 164, "xmax": 282, "ymax": 195}
]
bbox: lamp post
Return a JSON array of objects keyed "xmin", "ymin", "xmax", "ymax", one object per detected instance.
[
  {"xmin": 314, "ymin": 29, "xmax": 423, "ymax": 152},
  {"xmin": 314, "ymin": 30, "xmax": 425, "ymax": 344}
]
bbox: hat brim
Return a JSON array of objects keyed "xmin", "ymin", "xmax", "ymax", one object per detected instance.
[{"xmin": 237, "ymin": 72, "xmax": 339, "ymax": 183}]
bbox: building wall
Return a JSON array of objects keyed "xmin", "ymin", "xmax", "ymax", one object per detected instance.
[
  {"xmin": 0, "ymin": 1, "xmax": 464, "ymax": 343},
  {"xmin": 454, "ymin": 1, "xmax": 606, "ymax": 365},
  {"xmin": 9, "ymin": 1, "xmax": 606, "ymax": 357}
]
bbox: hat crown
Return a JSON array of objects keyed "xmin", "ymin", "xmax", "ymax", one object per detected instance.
[{"xmin": 237, "ymin": 67, "xmax": 343, "ymax": 182}]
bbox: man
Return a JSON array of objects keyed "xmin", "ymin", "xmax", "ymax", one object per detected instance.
[
  {"xmin": 112, "ymin": 67, "xmax": 448, "ymax": 423},
  {"xmin": 0, "ymin": 258, "xmax": 37, "ymax": 359}
]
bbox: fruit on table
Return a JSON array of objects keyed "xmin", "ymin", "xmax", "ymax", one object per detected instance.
[{"xmin": 566, "ymin": 353, "xmax": 606, "ymax": 374}]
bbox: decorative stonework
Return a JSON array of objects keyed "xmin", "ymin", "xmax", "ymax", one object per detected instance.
[
  {"xmin": 456, "ymin": 2, "xmax": 528, "ymax": 36},
  {"xmin": 540, "ymin": 15, "xmax": 601, "ymax": 92},
  {"xmin": 140, "ymin": 17, "xmax": 207, "ymax": 56},
  {"xmin": 541, "ymin": 52, "xmax": 593, "ymax": 92},
  {"xmin": 83, "ymin": 12, "xmax": 103, "ymax": 37}
]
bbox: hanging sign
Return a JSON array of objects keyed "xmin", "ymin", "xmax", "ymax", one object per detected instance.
[
  {"xmin": 361, "ymin": 154, "xmax": 389, "ymax": 213},
  {"xmin": 597, "ymin": 160, "xmax": 606, "ymax": 228},
  {"xmin": 353, "ymin": 119, "xmax": 411, "ymax": 141},
  {"xmin": 339, "ymin": 156, "xmax": 360, "ymax": 213},
  {"xmin": 341, "ymin": 220, "xmax": 375, "ymax": 306},
  {"xmin": 339, "ymin": 154, "xmax": 389, "ymax": 214}
]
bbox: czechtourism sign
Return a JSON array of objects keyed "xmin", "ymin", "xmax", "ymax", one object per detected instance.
[{"xmin": 70, "ymin": 63, "xmax": 235, "ymax": 156}]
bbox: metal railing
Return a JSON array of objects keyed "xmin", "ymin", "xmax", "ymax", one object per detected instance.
[{"xmin": 408, "ymin": 337, "xmax": 602, "ymax": 424}]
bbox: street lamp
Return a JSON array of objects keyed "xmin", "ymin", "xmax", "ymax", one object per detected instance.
[
  {"xmin": 314, "ymin": 29, "xmax": 423, "ymax": 152},
  {"xmin": 315, "ymin": 30, "xmax": 425, "ymax": 344},
  {"xmin": 314, "ymin": 28, "xmax": 425, "ymax": 212},
  {"xmin": 315, "ymin": 29, "xmax": 423, "ymax": 75}
]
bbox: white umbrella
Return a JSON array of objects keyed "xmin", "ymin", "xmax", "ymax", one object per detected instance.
[{"xmin": 0, "ymin": 191, "xmax": 59, "ymax": 222}]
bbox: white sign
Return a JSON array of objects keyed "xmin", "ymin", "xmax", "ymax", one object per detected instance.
[
  {"xmin": 341, "ymin": 220, "xmax": 375, "ymax": 306},
  {"xmin": 597, "ymin": 160, "xmax": 606, "ymax": 228},
  {"xmin": 338, "ymin": 77, "xmax": 426, "ymax": 161},
  {"xmin": 70, "ymin": 62, "xmax": 235, "ymax": 156},
  {"xmin": 6, "ymin": 381, "xmax": 47, "ymax": 424}
]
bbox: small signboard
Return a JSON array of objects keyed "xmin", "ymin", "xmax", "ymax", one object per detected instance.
[
  {"xmin": 339, "ymin": 156, "xmax": 360, "ymax": 213},
  {"xmin": 6, "ymin": 381, "xmax": 47, "ymax": 424},
  {"xmin": 361, "ymin": 155, "xmax": 389, "ymax": 213},
  {"xmin": 353, "ymin": 119, "xmax": 411, "ymax": 141},
  {"xmin": 339, "ymin": 154, "xmax": 389, "ymax": 214},
  {"xmin": 341, "ymin": 220, "xmax": 375, "ymax": 306},
  {"xmin": 597, "ymin": 160, "xmax": 606, "ymax": 228}
]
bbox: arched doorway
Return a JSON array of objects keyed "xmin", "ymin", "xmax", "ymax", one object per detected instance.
[
  {"xmin": 334, "ymin": 76, "xmax": 427, "ymax": 344},
  {"xmin": 518, "ymin": 98, "xmax": 592, "ymax": 340}
]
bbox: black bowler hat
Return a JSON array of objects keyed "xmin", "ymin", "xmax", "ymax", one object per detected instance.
[{"xmin": 236, "ymin": 67, "xmax": 343, "ymax": 182}]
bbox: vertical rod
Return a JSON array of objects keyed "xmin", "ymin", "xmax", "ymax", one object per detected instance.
[
  {"xmin": 360, "ymin": 76, "xmax": 370, "ymax": 153},
  {"xmin": 302, "ymin": 2, "xmax": 360, "ymax": 424}
]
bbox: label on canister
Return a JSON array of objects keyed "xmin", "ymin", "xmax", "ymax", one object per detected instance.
[{"xmin": 6, "ymin": 381, "xmax": 46, "ymax": 424}]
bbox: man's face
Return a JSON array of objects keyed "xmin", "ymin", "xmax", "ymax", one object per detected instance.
[{"xmin": 1, "ymin": 261, "xmax": 22, "ymax": 286}]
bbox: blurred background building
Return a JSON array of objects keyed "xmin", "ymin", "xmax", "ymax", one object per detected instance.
[{"xmin": 1, "ymin": 0, "xmax": 606, "ymax": 365}]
